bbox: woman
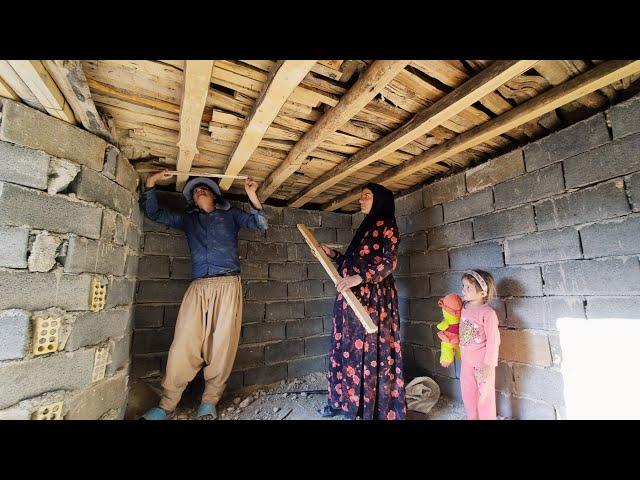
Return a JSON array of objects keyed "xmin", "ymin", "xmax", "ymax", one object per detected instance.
[{"xmin": 317, "ymin": 183, "xmax": 406, "ymax": 420}]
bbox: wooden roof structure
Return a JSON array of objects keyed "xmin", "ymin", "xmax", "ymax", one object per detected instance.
[{"xmin": 2, "ymin": 60, "xmax": 640, "ymax": 212}]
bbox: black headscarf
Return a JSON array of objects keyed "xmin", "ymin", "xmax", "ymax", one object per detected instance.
[{"xmin": 343, "ymin": 183, "xmax": 397, "ymax": 260}]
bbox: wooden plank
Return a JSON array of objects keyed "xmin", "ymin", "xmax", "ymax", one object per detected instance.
[
  {"xmin": 0, "ymin": 60, "xmax": 45, "ymax": 110},
  {"xmin": 322, "ymin": 60, "xmax": 640, "ymax": 211},
  {"xmin": 0, "ymin": 75, "xmax": 18, "ymax": 100},
  {"xmin": 42, "ymin": 60, "xmax": 116, "ymax": 143},
  {"xmin": 87, "ymin": 78, "xmax": 181, "ymax": 114},
  {"xmin": 256, "ymin": 60, "xmax": 410, "ymax": 201},
  {"xmin": 534, "ymin": 60, "xmax": 608, "ymax": 109},
  {"xmin": 297, "ymin": 224, "xmax": 377, "ymax": 334},
  {"xmin": 219, "ymin": 60, "xmax": 317, "ymax": 190},
  {"xmin": 175, "ymin": 60, "xmax": 215, "ymax": 191},
  {"xmin": 288, "ymin": 60, "xmax": 538, "ymax": 207},
  {"xmin": 7, "ymin": 60, "xmax": 76, "ymax": 123}
]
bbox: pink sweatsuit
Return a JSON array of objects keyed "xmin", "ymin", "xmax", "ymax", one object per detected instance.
[{"xmin": 459, "ymin": 302, "xmax": 500, "ymax": 420}]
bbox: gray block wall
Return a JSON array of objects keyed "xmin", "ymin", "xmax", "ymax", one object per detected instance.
[
  {"xmin": 0, "ymin": 99, "xmax": 140, "ymax": 419},
  {"xmin": 394, "ymin": 93, "xmax": 640, "ymax": 419},
  {"xmin": 131, "ymin": 193, "xmax": 352, "ymax": 391}
]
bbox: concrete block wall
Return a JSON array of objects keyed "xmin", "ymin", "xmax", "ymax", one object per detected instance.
[
  {"xmin": 131, "ymin": 192, "xmax": 353, "ymax": 391},
  {"xmin": 394, "ymin": 93, "xmax": 640, "ymax": 419},
  {"xmin": 0, "ymin": 100, "xmax": 140, "ymax": 419}
]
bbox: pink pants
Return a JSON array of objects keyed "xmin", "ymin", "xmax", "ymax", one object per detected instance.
[{"xmin": 460, "ymin": 360, "xmax": 496, "ymax": 420}]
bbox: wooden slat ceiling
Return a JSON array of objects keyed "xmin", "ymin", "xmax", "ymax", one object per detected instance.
[{"xmin": 7, "ymin": 59, "xmax": 639, "ymax": 212}]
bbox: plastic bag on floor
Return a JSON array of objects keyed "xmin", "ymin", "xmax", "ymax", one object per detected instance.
[{"xmin": 405, "ymin": 376, "xmax": 440, "ymax": 415}]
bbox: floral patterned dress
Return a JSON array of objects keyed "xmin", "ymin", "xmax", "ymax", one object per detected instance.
[{"xmin": 327, "ymin": 219, "xmax": 406, "ymax": 420}]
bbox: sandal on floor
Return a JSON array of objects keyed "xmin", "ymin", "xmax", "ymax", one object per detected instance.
[
  {"xmin": 196, "ymin": 403, "xmax": 217, "ymax": 420},
  {"xmin": 318, "ymin": 405, "xmax": 343, "ymax": 418},
  {"xmin": 139, "ymin": 407, "xmax": 173, "ymax": 420}
]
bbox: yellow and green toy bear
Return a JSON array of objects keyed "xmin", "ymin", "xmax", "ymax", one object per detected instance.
[{"xmin": 436, "ymin": 293, "xmax": 463, "ymax": 368}]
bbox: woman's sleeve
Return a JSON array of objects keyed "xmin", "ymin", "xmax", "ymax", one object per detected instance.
[
  {"xmin": 483, "ymin": 308, "xmax": 501, "ymax": 367},
  {"xmin": 350, "ymin": 221, "xmax": 398, "ymax": 283}
]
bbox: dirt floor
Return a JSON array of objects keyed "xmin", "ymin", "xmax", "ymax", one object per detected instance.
[{"xmin": 125, "ymin": 372, "xmax": 468, "ymax": 420}]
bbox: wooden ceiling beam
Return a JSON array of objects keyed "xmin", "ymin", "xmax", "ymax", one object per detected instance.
[
  {"xmin": 322, "ymin": 60, "xmax": 640, "ymax": 211},
  {"xmin": 255, "ymin": 60, "xmax": 411, "ymax": 202},
  {"xmin": 288, "ymin": 60, "xmax": 538, "ymax": 208},
  {"xmin": 218, "ymin": 60, "xmax": 316, "ymax": 191}
]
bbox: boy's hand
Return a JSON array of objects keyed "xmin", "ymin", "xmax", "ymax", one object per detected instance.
[
  {"xmin": 244, "ymin": 176, "xmax": 258, "ymax": 194},
  {"xmin": 145, "ymin": 169, "xmax": 173, "ymax": 189}
]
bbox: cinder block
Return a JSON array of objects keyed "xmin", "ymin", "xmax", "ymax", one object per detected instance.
[
  {"xmin": 579, "ymin": 215, "xmax": 640, "ymax": 258},
  {"xmin": 132, "ymin": 328, "xmax": 174, "ymax": 354},
  {"xmin": 286, "ymin": 318, "xmax": 324, "ymax": 339},
  {"xmin": 243, "ymin": 363, "xmax": 287, "ymax": 386},
  {"xmin": 402, "ymin": 322, "xmax": 434, "ymax": 347},
  {"xmin": 137, "ymin": 256, "xmax": 170, "ymax": 279},
  {"xmin": 115, "ymin": 153, "xmax": 139, "ymax": 192},
  {"xmin": 513, "ymin": 364, "xmax": 565, "ymax": 406},
  {"xmin": 308, "ymin": 227, "xmax": 336, "ymax": 243},
  {"xmin": 243, "ymin": 302, "xmax": 265, "ymax": 323},
  {"xmin": 320, "ymin": 211, "xmax": 351, "ymax": 228},
  {"xmin": 266, "ymin": 301, "xmax": 304, "ymax": 321},
  {"xmin": 66, "ymin": 370, "xmax": 127, "ymax": 420},
  {"xmin": 443, "ymin": 188, "xmax": 494, "ymax": 223},
  {"xmin": 28, "ymin": 231, "xmax": 62, "ymax": 272},
  {"xmin": 396, "ymin": 275, "xmax": 429, "ymax": 298},
  {"xmin": 628, "ymin": 172, "xmax": 640, "ymax": 212},
  {"xmin": 449, "ymin": 242, "xmax": 504, "ymax": 270},
  {"xmin": 287, "ymin": 243, "xmax": 316, "ymax": 262},
  {"xmin": 352, "ymin": 212, "xmax": 365, "ymax": 229},
  {"xmin": 564, "ymin": 134, "xmax": 640, "ymax": 188},
  {"xmin": 497, "ymin": 392, "xmax": 556, "ymax": 420},
  {"xmin": 136, "ymin": 279, "xmax": 190, "ymax": 303},
  {"xmin": 70, "ymin": 167, "xmax": 133, "ymax": 216},
  {"xmin": 170, "ymin": 258, "xmax": 191, "ymax": 279},
  {"xmin": 266, "ymin": 225, "xmax": 304, "ymax": 243},
  {"xmin": 429, "ymin": 272, "xmax": 462, "ymax": 296},
  {"xmin": 585, "ymin": 297, "xmax": 640, "ymax": 320},
  {"xmin": 466, "ymin": 149, "xmax": 525, "ymax": 193},
  {"xmin": 0, "ymin": 140, "xmax": 50, "ymax": 189},
  {"xmin": 241, "ymin": 322, "xmax": 286, "ymax": 344},
  {"xmin": 130, "ymin": 355, "xmax": 162, "ymax": 378},
  {"xmin": 410, "ymin": 250, "xmax": 449, "ymax": 274},
  {"xmin": 107, "ymin": 277, "xmax": 137, "ymax": 308},
  {"xmin": 504, "ymin": 228, "xmax": 581, "ymax": 264},
  {"xmin": 304, "ymin": 298, "xmax": 334, "ymax": 317},
  {"xmin": 395, "ymin": 188, "xmax": 423, "ymax": 215},
  {"xmin": 609, "ymin": 92, "xmax": 640, "ymax": 139},
  {"xmin": 288, "ymin": 280, "xmax": 324, "ymax": 299},
  {"xmin": 269, "ymin": 263, "xmax": 306, "ymax": 281},
  {"xmin": 66, "ymin": 309, "xmax": 132, "ymax": 351},
  {"xmin": 0, "ymin": 99, "xmax": 106, "ymax": 171},
  {"xmin": 489, "ymin": 266, "xmax": 544, "ymax": 297},
  {"xmin": 505, "ymin": 296, "xmax": 585, "ymax": 330},
  {"xmin": 535, "ymin": 179, "xmax": 630, "ymax": 230},
  {"xmin": 427, "ymin": 220, "xmax": 473, "ymax": 249},
  {"xmin": 63, "ymin": 235, "xmax": 127, "ymax": 276},
  {"xmin": 0, "ymin": 270, "xmax": 95, "ymax": 311},
  {"xmin": 336, "ymin": 228, "xmax": 352, "ymax": 245},
  {"xmin": 240, "ymin": 261, "xmax": 268, "ymax": 280},
  {"xmin": 398, "ymin": 232, "xmax": 427, "ymax": 255},
  {"xmin": 413, "ymin": 346, "xmax": 435, "ymax": 374},
  {"xmin": 396, "ymin": 256, "xmax": 410, "ymax": 276},
  {"xmin": 493, "ymin": 164, "xmax": 564, "ymax": 210},
  {"xmin": 0, "ymin": 348, "xmax": 94, "ymax": 409},
  {"xmin": 305, "ymin": 335, "xmax": 330, "ymax": 356},
  {"xmin": 234, "ymin": 345, "xmax": 264, "ymax": 369},
  {"xmin": 434, "ymin": 375, "xmax": 463, "ymax": 402},
  {"xmin": 405, "ymin": 207, "xmax": 443, "ymax": 233},
  {"xmin": 248, "ymin": 243, "xmax": 287, "ymax": 262},
  {"xmin": 423, "ymin": 173, "xmax": 466, "ymax": 207},
  {"xmin": 288, "ymin": 355, "xmax": 325, "ymax": 378},
  {"xmin": 134, "ymin": 305, "xmax": 164, "ymax": 329},
  {"xmin": 307, "ymin": 263, "xmax": 330, "ymax": 280},
  {"xmin": 495, "ymin": 362, "xmax": 514, "ymax": 394},
  {"xmin": 238, "ymin": 227, "xmax": 265, "ymax": 241},
  {"xmin": 523, "ymin": 112, "xmax": 610, "ymax": 172},
  {"xmin": 542, "ymin": 258, "xmax": 640, "ymax": 295},
  {"xmin": 283, "ymin": 208, "xmax": 320, "ymax": 227},
  {"xmin": 0, "ymin": 309, "xmax": 30, "ymax": 361},
  {"xmin": 409, "ymin": 298, "xmax": 441, "ymax": 323},
  {"xmin": 143, "ymin": 232, "xmax": 190, "ymax": 256},
  {"xmin": 245, "ymin": 281, "xmax": 287, "ymax": 301},
  {"xmin": 265, "ymin": 339, "xmax": 304, "ymax": 364},
  {"xmin": 498, "ymin": 328, "xmax": 552, "ymax": 366},
  {"xmin": 0, "ymin": 226, "xmax": 29, "ymax": 268},
  {"xmin": 0, "ymin": 181, "xmax": 102, "ymax": 239},
  {"xmin": 124, "ymin": 253, "xmax": 139, "ymax": 279},
  {"xmin": 473, "ymin": 205, "xmax": 536, "ymax": 241},
  {"xmin": 102, "ymin": 144, "xmax": 118, "ymax": 181}
]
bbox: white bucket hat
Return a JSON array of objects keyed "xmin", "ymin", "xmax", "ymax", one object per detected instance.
[{"xmin": 182, "ymin": 177, "xmax": 230, "ymax": 211}]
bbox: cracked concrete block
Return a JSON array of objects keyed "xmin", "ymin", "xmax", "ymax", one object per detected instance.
[
  {"xmin": 47, "ymin": 158, "xmax": 80, "ymax": 195},
  {"xmin": 28, "ymin": 231, "xmax": 63, "ymax": 272}
]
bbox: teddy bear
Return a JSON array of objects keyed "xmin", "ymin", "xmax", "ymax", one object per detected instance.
[{"xmin": 436, "ymin": 293, "xmax": 463, "ymax": 368}]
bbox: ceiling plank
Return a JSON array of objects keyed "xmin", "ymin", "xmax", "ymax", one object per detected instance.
[
  {"xmin": 288, "ymin": 60, "xmax": 538, "ymax": 208},
  {"xmin": 175, "ymin": 60, "xmax": 215, "ymax": 191},
  {"xmin": 322, "ymin": 60, "xmax": 640, "ymax": 211},
  {"xmin": 0, "ymin": 74, "xmax": 18, "ymax": 100},
  {"xmin": 218, "ymin": 60, "xmax": 316, "ymax": 191},
  {"xmin": 256, "ymin": 60, "xmax": 410, "ymax": 201},
  {"xmin": 0, "ymin": 60, "xmax": 45, "ymax": 110},
  {"xmin": 42, "ymin": 60, "xmax": 116, "ymax": 143},
  {"xmin": 7, "ymin": 60, "xmax": 76, "ymax": 123}
]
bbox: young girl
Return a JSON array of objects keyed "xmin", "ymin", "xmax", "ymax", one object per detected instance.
[{"xmin": 459, "ymin": 270, "xmax": 500, "ymax": 420}]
